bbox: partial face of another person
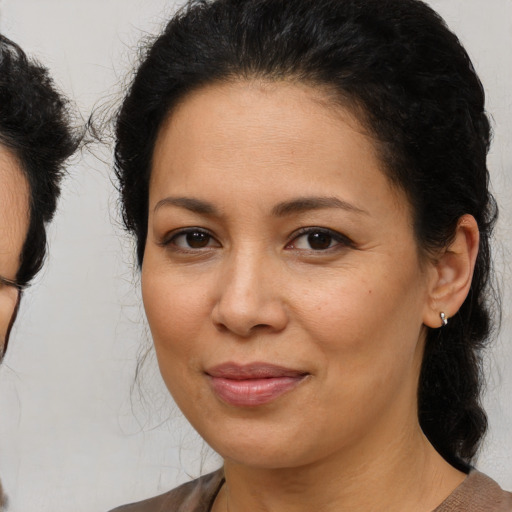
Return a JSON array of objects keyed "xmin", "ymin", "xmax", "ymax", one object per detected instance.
[
  {"xmin": 0, "ymin": 145, "xmax": 29, "ymax": 351},
  {"xmin": 142, "ymin": 81, "xmax": 438, "ymax": 470}
]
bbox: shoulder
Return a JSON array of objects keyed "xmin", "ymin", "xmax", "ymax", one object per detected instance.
[
  {"xmin": 109, "ymin": 470, "xmax": 224, "ymax": 512},
  {"xmin": 434, "ymin": 470, "xmax": 512, "ymax": 511}
]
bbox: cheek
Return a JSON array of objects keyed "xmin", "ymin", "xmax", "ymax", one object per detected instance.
[
  {"xmin": 288, "ymin": 267, "xmax": 427, "ymax": 441},
  {"xmin": 141, "ymin": 265, "xmax": 212, "ymax": 361},
  {"xmin": 291, "ymin": 263, "xmax": 426, "ymax": 373},
  {"xmin": 141, "ymin": 270, "xmax": 206, "ymax": 406}
]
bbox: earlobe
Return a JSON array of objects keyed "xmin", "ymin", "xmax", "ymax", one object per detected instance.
[{"xmin": 423, "ymin": 214, "xmax": 480, "ymax": 328}]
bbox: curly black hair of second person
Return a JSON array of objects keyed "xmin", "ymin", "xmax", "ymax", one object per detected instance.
[
  {"xmin": 114, "ymin": 0, "xmax": 498, "ymax": 470},
  {"xmin": 0, "ymin": 34, "xmax": 78, "ymax": 288}
]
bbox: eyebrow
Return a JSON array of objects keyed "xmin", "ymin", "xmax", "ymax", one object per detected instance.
[
  {"xmin": 153, "ymin": 195, "xmax": 368, "ymax": 217},
  {"xmin": 154, "ymin": 197, "xmax": 218, "ymax": 215},
  {"xmin": 271, "ymin": 196, "xmax": 368, "ymax": 217}
]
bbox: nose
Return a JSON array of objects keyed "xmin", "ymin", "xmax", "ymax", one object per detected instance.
[{"xmin": 211, "ymin": 250, "xmax": 288, "ymax": 337}]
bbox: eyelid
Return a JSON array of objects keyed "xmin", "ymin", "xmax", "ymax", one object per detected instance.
[
  {"xmin": 157, "ymin": 226, "xmax": 353, "ymax": 253},
  {"xmin": 286, "ymin": 226, "xmax": 354, "ymax": 250},
  {"xmin": 158, "ymin": 227, "xmax": 220, "ymax": 249}
]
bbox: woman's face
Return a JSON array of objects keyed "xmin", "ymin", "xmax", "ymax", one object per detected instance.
[
  {"xmin": 142, "ymin": 81, "xmax": 437, "ymax": 469},
  {"xmin": 0, "ymin": 145, "xmax": 29, "ymax": 350}
]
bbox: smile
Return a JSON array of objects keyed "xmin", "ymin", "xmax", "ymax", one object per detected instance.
[{"xmin": 206, "ymin": 363, "xmax": 309, "ymax": 407}]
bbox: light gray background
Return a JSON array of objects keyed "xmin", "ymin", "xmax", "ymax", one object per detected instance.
[{"xmin": 0, "ymin": 1, "xmax": 510, "ymax": 511}]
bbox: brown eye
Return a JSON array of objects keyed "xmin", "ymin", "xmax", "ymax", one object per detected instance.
[
  {"xmin": 307, "ymin": 232, "xmax": 333, "ymax": 250},
  {"xmin": 185, "ymin": 231, "xmax": 211, "ymax": 248},
  {"xmin": 288, "ymin": 227, "xmax": 353, "ymax": 252},
  {"xmin": 166, "ymin": 228, "xmax": 220, "ymax": 250}
]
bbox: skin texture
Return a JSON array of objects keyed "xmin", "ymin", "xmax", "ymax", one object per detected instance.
[
  {"xmin": 142, "ymin": 81, "xmax": 479, "ymax": 511},
  {"xmin": 0, "ymin": 145, "xmax": 29, "ymax": 349}
]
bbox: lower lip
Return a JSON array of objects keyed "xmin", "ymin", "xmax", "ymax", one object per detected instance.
[{"xmin": 208, "ymin": 375, "xmax": 306, "ymax": 407}]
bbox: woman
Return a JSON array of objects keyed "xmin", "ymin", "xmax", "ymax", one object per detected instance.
[
  {"xmin": 112, "ymin": 0, "xmax": 511, "ymax": 510},
  {"xmin": 0, "ymin": 33, "xmax": 77, "ymax": 507}
]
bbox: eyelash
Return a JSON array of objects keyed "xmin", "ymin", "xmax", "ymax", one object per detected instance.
[
  {"xmin": 160, "ymin": 228, "xmax": 218, "ymax": 252},
  {"xmin": 160, "ymin": 226, "xmax": 353, "ymax": 253},
  {"xmin": 285, "ymin": 227, "xmax": 354, "ymax": 252}
]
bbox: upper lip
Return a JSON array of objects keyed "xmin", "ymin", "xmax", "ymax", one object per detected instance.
[{"xmin": 206, "ymin": 362, "xmax": 308, "ymax": 380}]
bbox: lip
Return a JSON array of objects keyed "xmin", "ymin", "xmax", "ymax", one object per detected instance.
[{"xmin": 206, "ymin": 362, "xmax": 308, "ymax": 407}]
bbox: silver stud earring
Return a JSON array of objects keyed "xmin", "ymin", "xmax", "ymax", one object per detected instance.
[{"xmin": 440, "ymin": 312, "xmax": 448, "ymax": 327}]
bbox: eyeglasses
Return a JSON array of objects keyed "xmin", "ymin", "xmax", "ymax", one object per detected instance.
[
  {"xmin": 0, "ymin": 274, "xmax": 26, "ymax": 292},
  {"xmin": 0, "ymin": 275, "xmax": 26, "ymax": 358}
]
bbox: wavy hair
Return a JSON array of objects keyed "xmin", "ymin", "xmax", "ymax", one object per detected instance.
[
  {"xmin": 0, "ymin": 34, "xmax": 79, "ymax": 355},
  {"xmin": 0, "ymin": 34, "xmax": 78, "ymax": 287}
]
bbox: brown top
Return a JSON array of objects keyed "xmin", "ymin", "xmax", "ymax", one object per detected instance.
[
  {"xmin": 0, "ymin": 480, "xmax": 6, "ymax": 512},
  {"xmin": 110, "ymin": 471, "xmax": 224, "ymax": 512},
  {"xmin": 110, "ymin": 469, "xmax": 512, "ymax": 512},
  {"xmin": 433, "ymin": 471, "xmax": 512, "ymax": 511}
]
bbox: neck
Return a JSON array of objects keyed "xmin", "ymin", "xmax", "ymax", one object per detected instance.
[{"xmin": 214, "ymin": 426, "xmax": 465, "ymax": 512}]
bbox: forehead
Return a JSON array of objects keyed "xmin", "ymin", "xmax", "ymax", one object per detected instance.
[
  {"xmin": 151, "ymin": 80, "xmax": 406, "ymax": 210},
  {"xmin": 0, "ymin": 145, "xmax": 30, "ymax": 277},
  {"xmin": 156, "ymin": 79, "xmax": 367, "ymax": 157}
]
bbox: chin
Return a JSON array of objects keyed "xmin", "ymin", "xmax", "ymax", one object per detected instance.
[{"xmin": 194, "ymin": 417, "xmax": 330, "ymax": 470}]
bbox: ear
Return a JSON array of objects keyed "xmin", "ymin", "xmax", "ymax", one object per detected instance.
[{"xmin": 423, "ymin": 214, "xmax": 480, "ymax": 328}]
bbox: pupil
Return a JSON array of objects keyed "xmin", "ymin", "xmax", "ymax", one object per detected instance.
[
  {"xmin": 186, "ymin": 231, "xmax": 209, "ymax": 248},
  {"xmin": 308, "ymin": 232, "xmax": 332, "ymax": 250}
]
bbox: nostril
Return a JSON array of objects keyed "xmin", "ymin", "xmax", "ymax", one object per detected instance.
[
  {"xmin": 214, "ymin": 321, "xmax": 229, "ymax": 333},
  {"xmin": 213, "ymin": 319, "xmax": 274, "ymax": 337}
]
